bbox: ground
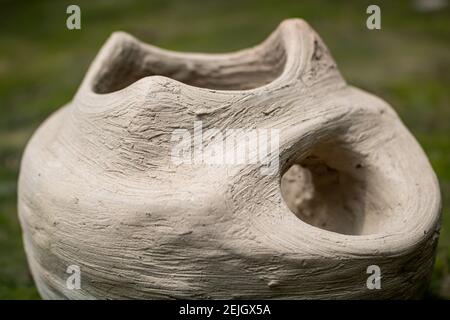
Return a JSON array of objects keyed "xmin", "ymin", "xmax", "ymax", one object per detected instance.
[{"xmin": 0, "ymin": 0, "xmax": 449, "ymax": 299}]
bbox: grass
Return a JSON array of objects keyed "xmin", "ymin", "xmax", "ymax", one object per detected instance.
[{"xmin": 0, "ymin": 0, "xmax": 449, "ymax": 299}]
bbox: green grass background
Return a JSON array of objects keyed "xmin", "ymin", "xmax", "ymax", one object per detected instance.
[{"xmin": 0, "ymin": 0, "xmax": 448, "ymax": 299}]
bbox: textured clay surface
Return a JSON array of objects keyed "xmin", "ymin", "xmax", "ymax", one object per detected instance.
[{"xmin": 18, "ymin": 19, "xmax": 441, "ymax": 299}]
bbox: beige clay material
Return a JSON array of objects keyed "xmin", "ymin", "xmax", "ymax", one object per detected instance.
[{"xmin": 18, "ymin": 19, "xmax": 441, "ymax": 299}]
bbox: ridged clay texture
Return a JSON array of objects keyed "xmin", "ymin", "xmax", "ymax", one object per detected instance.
[{"xmin": 18, "ymin": 19, "xmax": 441, "ymax": 299}]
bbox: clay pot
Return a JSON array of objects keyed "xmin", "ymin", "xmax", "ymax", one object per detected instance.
[{"xmin": 18, "ymin": 19, "xmax": 441, "ymax": 299}]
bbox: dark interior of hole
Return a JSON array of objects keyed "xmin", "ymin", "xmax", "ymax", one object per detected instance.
[
  {"xmin": 280, "ymin": 149, "xmax": 369, "ymax": 236},
  {"xmin": 92, "ymin": 42, "xmax": 287, "ymax": 94}
]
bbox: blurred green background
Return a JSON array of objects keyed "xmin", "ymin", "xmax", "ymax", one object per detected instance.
[{"xmin": 0, "ymin": 0, "xmax": 448, "ymax": 299}]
